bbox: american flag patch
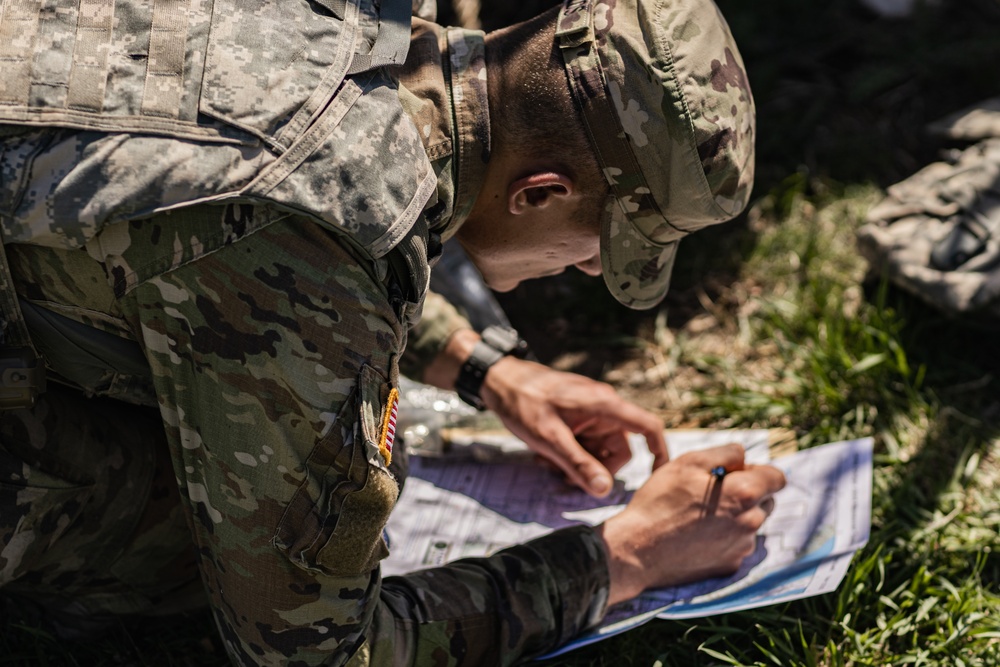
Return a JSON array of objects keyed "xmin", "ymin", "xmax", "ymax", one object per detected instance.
[{"xmin": 378, "ymin": 387, "xmax": 399, "ymax": 466}]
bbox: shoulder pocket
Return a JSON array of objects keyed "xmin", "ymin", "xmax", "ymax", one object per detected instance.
[{"xmin": 273, "ymin": 364, "xmax": 400, "ymax": 577}]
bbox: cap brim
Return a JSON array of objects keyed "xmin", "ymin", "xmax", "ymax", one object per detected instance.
[{"xmin": 600, "ymin": 201, "xmax": 678, "ymax": 310}]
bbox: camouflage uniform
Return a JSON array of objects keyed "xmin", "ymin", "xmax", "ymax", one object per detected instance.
[
  {"xmin": 0, "ymin": 0, "xmax": 754, "ymax": 664},
  {"xmin": 0, "ymin": 2, "xmax": 608, "ymax": 665}
]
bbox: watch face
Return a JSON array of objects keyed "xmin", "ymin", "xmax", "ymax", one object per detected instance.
[{"xmin": 482, "ymin": 326, "xmax": 528, "ymax": 357}]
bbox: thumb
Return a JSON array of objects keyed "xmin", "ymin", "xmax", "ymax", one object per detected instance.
[
  {"xmin": 540, "ymin": 420, "xmax": 615, "ymax": 498},
  {"xmin": 573, "ymin": 454, "xmax": 614, "ymax": 498}
]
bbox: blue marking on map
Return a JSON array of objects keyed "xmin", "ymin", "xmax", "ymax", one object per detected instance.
[{"xmin": 663, "ymin": 533, "xmax": 838, "ymax": 617}]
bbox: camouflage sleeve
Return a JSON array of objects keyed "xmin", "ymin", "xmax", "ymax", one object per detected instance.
[
  {"xmin": 105, "ymin": 205, "xmax": 607, "ymax": 666},
  {"xmin": 373, "ymin": 526, "xmax": 610, "ymax": 664},
  {"xmin": 399, "ymin": 289, "xmax": 472, "ymax": 382}
]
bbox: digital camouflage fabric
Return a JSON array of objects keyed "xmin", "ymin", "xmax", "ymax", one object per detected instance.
[
  {"xmin": 0, "ymin": 0, "xmax": 435, "ymax": 292},
  {"xmin": 859, "ymin": 99, "xmax": 1000, "ymax": 320},
  {"xmin": 556, "ymin": 0, "xmax": 756, "ymax": 309},
  {"xmin": 0, "ymin": 6, "xmax": 612, "ymax": 665}
]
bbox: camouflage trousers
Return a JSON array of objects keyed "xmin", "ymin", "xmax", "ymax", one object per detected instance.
[{"xmin": 0, "ymin": 383, "xmax": 203, "ymax": 619}]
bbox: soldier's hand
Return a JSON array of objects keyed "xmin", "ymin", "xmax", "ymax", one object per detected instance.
[
  {"xmin": 480, "ymin": 356, "xmax": 669, "ymax": 497},
  {"xmin": 598, "ymin": 443, "xmax": 786, "ymax": 605}
]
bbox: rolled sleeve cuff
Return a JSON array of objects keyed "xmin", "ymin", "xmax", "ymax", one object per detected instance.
[{"xmin": 399, "ymin": 290, "xmax": 472, "ymax": 381}]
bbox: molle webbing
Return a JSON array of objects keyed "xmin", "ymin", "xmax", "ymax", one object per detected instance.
[
  {"xmin": 0, "ymin": 0, "xmax": 42, "ymax": 106},
  {"xmin": 0, "ymin": 0, "xmax": 212, "ymax": 134},
  {"xmin": 0, "ymin": 0, "xmax": 418, "ymax": 140},
  {"xmin": 0, "ymin": 0, "xmax": 371, "ymax": 144},
  {"xmin": 0, "ymin": 0, "xmax": 434, "ymax": 318},
  {"xmin": 347, "ymin": 0, "xmax": 412, "ymax": 75},
  {"xmin": 64, "ymin": 0, "xmax": 115, "ymax": 113},
  {"xmin": 140, "ymin": 0, "xmax": 190, "ymax": 119}
]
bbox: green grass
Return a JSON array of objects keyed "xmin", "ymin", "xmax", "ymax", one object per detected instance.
[
  {"xmin": 530, "ymin": 181, "xmax": 1000, "ymax": 667},
  {"xmin": 5, "ymin": 0, "xmax": 1000, "ymax": 665}
]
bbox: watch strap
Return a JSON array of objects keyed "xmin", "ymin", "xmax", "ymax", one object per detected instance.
[{"xmin": 455, "ymin": 326, "xmax": 528, "ymax": 410}]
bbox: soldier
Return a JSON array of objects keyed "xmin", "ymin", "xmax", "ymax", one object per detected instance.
[{"xmin": 0, "ymin": 0, "xmax": 785, "ymax": 665}]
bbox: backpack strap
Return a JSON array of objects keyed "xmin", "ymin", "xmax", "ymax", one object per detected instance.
[{"xmin": 347, "ymin": 0, "xmax": 413, "ymax": 74}]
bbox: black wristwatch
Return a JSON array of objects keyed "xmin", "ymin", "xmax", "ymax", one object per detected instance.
[{"xmin": 455, "ymin": 325, "xmax": 530, "ymax": 410}]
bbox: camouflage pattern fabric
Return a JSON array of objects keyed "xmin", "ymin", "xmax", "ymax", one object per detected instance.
[
  {"xmin": 0, "ymin": 382, "xmax": 202, "ymax": 618},
  {"xmin": 402, "ymin": 290, "xmax": 475, "ymax": 378},
  {"xmin": 0, "ymin": 0, "xmax": 436, "ymax": 301},
  {"xmin": 394, "ymin": 21, "xmax": 492, "ymax": 380},
  {"xmin": 414, "ymin": 0, "xmax": 439, "ymax": 22},
  {"xmin": 556, "ymin": 0, "xmax": 756, "ymax": 309},
  {"xmin": 1, "ymin": 203, "xmax": 610, "ymax": 665},
  {"xmin": 433, "ymin": 0, "xmax": 564, "ymax": 33},
  {"xmin": 393, "ymin": 20, "xmax": 491, "ymax": 241},
  {"xmin": 0, "ymin": 13, "xmax": 610, "ymax": 666},
  {"xmin": 927, "ymin": 96, "xmax": 1000, "ymax": 143},
  {"xmin": 859, "ymin": 135, "xmax": 1000, "ymax": 319},
  {"xmin": 0, "ymin": 0, "xmax": 760, "ymax": 662}
]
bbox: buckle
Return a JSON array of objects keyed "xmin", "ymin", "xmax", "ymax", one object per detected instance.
[{"xmin": 0, "ymin": 347, "xmax": 46, "ymax": 409}]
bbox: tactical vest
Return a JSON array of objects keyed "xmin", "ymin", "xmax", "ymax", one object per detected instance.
[
  {"xmin": 0, "ymin": 0, "xmax": 436, "ymax": 249},
  {"xmin": 0, "ymin": 0, "xmax": 437, "ymax": 406}
]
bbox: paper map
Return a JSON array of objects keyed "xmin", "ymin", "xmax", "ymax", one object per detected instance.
[{"xmin": 382, "ymin": 431, "xmax": 873, "ymax": 657}]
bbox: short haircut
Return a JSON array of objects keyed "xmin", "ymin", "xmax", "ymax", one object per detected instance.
[{"xmin": 486, "ymin": 6, "xmax": 609, "ymax": 230}]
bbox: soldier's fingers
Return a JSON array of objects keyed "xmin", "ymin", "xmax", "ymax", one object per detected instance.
[
  {"xmin": 675, "ymin": 442, "xmax": 747, "ymax": 473},
  {"xmin": 743, "ymin": 464, "xmax": 787, "ymax": 495},
  {"xmin": 736, "ymin": 503, "xmax": 773, "ymax": 533},
  {"xmin": 719, "ymin": 465, "xmax": 785, "ymax": 513},
  {"xmin": 590, "ymin": 432, "xmax": 631, "ymax": 476},
  {"xmin": 645, "ymin": 429, "xmax": 669, "ymax": 469},
  {"xmin": 563, "ymin": 389, "xmax": 667, "ymax": 467},
  {"xmin": 536, "ymin": 419, "xmax": 615, "ymax": 498},
  {"xmin": 600, "ymin": 402, "xmax": 668, "ymax": 468}
]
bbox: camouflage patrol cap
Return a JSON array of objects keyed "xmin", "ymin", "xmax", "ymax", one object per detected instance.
[{"xmin": 556, "ymin": 0, "xmax": 755, "ymax": 309}]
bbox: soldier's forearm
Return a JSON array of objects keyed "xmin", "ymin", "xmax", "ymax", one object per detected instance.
[
  {"xmin": 398, "ymin": 291, "xmax": 473, "ymax": 381},
  {"xmin": 375, "ymin": 525, "xmax": 611, "ymax": 664},
  {"xmin": 420, "ymin": 327, "xmax": 480, "ymax": 389}
]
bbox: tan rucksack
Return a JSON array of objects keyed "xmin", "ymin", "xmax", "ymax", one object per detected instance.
[{"xmin": 858, "ymin": 97, "xmax": 1000, "ymax": 318}]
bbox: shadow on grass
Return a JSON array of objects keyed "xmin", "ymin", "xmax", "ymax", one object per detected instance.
[
  {"xmin": 500, "ymin": 0, "xmax": 1000, "ymax": 376},
  {"xmin": 0, "ymin": 606, "xmax": 227, "ymax": 667}
]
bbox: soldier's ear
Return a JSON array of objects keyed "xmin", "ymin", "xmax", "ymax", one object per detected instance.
[{"xmin": 508, "ymin": 172, "xmax": 574, "ymax": 215}]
